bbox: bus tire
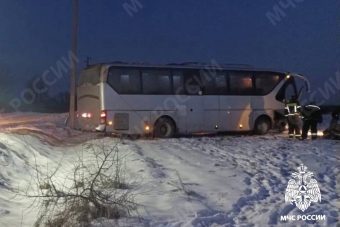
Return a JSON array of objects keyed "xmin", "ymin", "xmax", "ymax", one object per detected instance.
[
  {"xmin": 277, "ymin": 119, "xmax": 287, "ymax": 133},
  {"xmin": 154, "ymin": 117, "xmax": 176, "ymax": 138},
  {"xmin": 254, "ymin": 116, "xmax": 271, "ymax": 135}
]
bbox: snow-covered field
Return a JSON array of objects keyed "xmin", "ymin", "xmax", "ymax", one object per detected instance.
[{"xmin": 0, "ymin": 114, "xmax": 338, "ymax": 226}]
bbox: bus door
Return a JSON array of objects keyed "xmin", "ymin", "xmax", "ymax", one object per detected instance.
[
  {"xmin": 183, "ymin": 70, "xmax": 205, "ymax": 133},
  {"xmin": 275, "ymin": 77, "xmax": 298, "ymax": 104}
]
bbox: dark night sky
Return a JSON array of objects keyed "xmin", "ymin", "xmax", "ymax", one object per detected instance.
[{"xmin": 0, "ymin": 0, "xmax": 339, "ymax": 103}]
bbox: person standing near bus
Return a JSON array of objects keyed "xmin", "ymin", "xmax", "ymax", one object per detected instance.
[
  {"xmin": 324, "ymin": 112, "xmax": 340, "ymax": 139},
  {"xmin": 300, "ymin": 103, "xmax": 323, "ymax": 140},
  {"xmin": 284, "ymin": 95, "xmax": 302, "ymax": 139}
]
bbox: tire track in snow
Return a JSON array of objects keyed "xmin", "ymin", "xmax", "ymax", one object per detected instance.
[{"xmin": 127, "ymin": 142, "xmax": 169, "ymax": 179}]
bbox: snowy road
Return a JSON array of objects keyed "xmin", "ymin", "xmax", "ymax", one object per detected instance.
[
  {"xmin": 0, "ymin": 113, "xmax": 56, "ymax": 127},
  {"xmin": 117, "ymin": 136, "xmax": 339, "ymax": 226},
  {"xmin": 0, "ymin": 114, "xmax": 338, "ymax": 226}
]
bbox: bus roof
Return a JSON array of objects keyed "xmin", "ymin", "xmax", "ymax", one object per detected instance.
[{"xmin": 84, "ymin": 61, "xmax": 288, "ymax": 74}]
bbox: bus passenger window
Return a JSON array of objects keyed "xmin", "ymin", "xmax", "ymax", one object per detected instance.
[
  {"xmin": 184, "ymin": 71, "xmax": 201, "ymax": 95},
  {"xmin": 107, "ymin": 68, "xmax": 141, "ymax": 94},
  {"xmin": 173, "ymin": 72, "xmax": 185, "ymax": 95},
  {"xmin": 142, "ymin": 70, "xmax": 172, "ymax": 94},
  {"xmin": 229, "ymin": 72, "xmax": 253, "ymax": 95},
  {"xmin": 200, "ymin": 70, "xmax": 215, "ymax": 95},
  {"xmin": 255, "ymin": 73, "xmax": 282, "ymax": 95},
  {"xmin": 215, "ymin": 74, "xmax": 228, "ymax": 94},
  {"xmin": 201, "ymin": 70, "xmax": 227, "ymax": 95}
]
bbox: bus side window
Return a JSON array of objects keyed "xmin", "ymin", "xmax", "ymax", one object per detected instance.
[
  {"xmin": 200, "ymin": 69, "xmax": 214, "ymax": 95},
  {"xmin": 107, "ymin": 67, "xmax": 141, "ymax": 94},
  {"xmin": 200, "ymin": 70, "xmax": 227, "ymax": 95},
  {"xmin": 142, "ymin": 70, "xmax": 172, "ymax": 94},
  {"xmin": 172, "ymin": 71, "xmax": 185, "ymax": 95},
  {"xmin": 255, "ymin": 73, "xmax": 282, "ymax": 95},
  {"xmin": 229, "ymin": 72, "xmax": 253, "ymax": 95},
  {"xmin": 184, "ymin": 70, "xmax": 202, "ymax": 95},
  {"xmin": 215, "ymin": 74, "xmax": 228, "ymax": 94}
]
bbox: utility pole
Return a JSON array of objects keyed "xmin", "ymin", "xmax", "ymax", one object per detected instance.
[{"xmin": 68, "ymin": 0, "xmax": 79, "ymax": 128}]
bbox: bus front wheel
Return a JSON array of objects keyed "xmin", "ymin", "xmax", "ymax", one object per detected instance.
[
  {"xmin": 254, "ymin": 116, "xmax": 271, "ymax": 135},
  {"xmin": 154, "ymin": 117, "xmax": 176, "ymax": 138}
]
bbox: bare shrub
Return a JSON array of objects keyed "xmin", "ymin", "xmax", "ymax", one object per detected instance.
[{"xmin": 26, "ymin": 141, "xmax": 137, "ymax": 227}]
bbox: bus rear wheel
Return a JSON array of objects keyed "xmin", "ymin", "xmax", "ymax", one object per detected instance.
[
  {"xmin": 254, "ymin": 117, "xmax": 271, "ymax": 135},
  {"xmin": 154, "ymin": 117, "xmax": 176, "ymax": 138}
]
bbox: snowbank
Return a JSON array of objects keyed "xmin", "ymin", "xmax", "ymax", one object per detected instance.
[{"xmin": 0, "ymin": 113, "xmax": 338, "ymax": 226}]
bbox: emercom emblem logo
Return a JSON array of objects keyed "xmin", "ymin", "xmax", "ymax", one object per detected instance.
[{"xmin": 285, "ymin": 164, "xmax": 321, "ymax": 212}]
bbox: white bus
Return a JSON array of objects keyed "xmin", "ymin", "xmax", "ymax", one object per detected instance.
[{"xmin": 76, "ymin": 62, "xmax": 308, "ymax": 137}]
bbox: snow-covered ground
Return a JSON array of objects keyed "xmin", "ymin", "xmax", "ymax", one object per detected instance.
[{"xmin": 0, "ymin": 114, "xmax": 338, "ymax": 226}]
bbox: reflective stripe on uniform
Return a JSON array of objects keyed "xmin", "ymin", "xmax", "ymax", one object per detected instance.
[
  {"xmin": 286, "ymin": 103, "xmax": 300, "ymax": 115},
  {"xmin": 306, "ymin": 105, "xmax": 320, "ymax": 110}
]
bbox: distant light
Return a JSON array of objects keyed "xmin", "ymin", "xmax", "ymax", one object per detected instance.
[
  {"xmin": 215, "ymin": 125, "xmax": 219, "ymax": 129},
  {"xmin": 286, "ymin": 75, "xmax": 291, "ymax": 79},
  {"xmin": 239, "ymin": 124, "xmax": 243, "ymax": 129},
  {"xmin": 108, "ymin": 121, "xmax": 113, "ymax": 126},
  {"xmin": 145, "ymin": 125, "xmax": 150, "ymax": 131}
]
